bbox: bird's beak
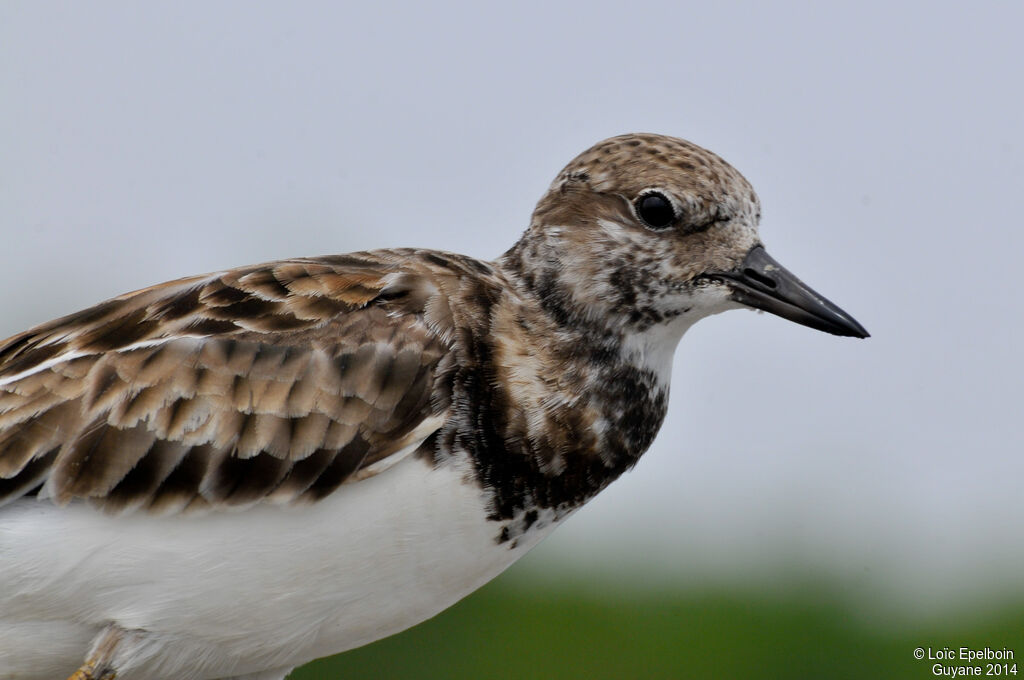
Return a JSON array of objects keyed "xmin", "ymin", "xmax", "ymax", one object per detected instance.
[{"xmin": 706, "ymin": 246, "xmax": 869, "ymax": 338}]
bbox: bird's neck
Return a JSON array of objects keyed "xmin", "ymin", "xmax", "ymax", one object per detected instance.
[
  {"xmin": 437, "ymin": 235, "xmax": 688, "ymax": 543},
  {"xmin": 497, "ymin": 228, "xmax": 693, "ymax": 388}
]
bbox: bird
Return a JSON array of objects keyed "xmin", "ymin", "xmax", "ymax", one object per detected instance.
[{"xmin": 0, "ymin": 133, "xmax": 867, "ymax": 680}]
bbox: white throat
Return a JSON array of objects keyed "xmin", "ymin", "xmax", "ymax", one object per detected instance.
[
  {"xmin": 618, "ymin": 284, "xmax": 737, "ymax": 387},
  {"xmin": 618, "ymin": 314, "xmax": 691, "ymax": 388}
]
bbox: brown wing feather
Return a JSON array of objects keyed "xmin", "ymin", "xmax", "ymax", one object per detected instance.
[{"xmin": 0, "ymin": 251, "xmax": 454, "ymax": 513}]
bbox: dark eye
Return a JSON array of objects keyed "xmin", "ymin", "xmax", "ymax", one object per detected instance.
[{"xmin": 635, "ymin": 192, "xmax": 676, "ymax": 229}]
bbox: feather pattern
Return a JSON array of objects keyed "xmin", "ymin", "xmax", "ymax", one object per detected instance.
[{"xmin": 0, "ymin": 250, "xmax": 455, "ymax": 513}]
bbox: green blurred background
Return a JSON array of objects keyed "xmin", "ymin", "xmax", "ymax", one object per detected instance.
[{"xmin": 294, "ymin": 558, "xmax": 1022, "ymax": 679}]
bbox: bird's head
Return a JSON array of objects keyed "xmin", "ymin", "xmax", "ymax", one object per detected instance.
[{"xmin": 504, "ymin": 133, "xmax": 868, "ymax": 341}]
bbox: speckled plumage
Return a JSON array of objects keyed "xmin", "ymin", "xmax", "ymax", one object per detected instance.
[
  {"xmin": 0, "ymin": 251, "xmax": 459, "ymax": 513},
  {"xmin": 0, "ymin": 133, "xmax": 866, "ymax": 680}
]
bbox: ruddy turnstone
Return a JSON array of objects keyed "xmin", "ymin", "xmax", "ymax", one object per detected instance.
[{"xmin": 0, "ymin": 133, "xmax": 867, "ymax": 680}]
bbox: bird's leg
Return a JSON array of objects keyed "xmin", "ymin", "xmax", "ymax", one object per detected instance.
[
  {"xmin": 66, "ymin": 661, "xmax": 116, "ymax": 680},
  {"xmin": 65, "ymin": 625, "xmax": 124, "ymax": 680}
]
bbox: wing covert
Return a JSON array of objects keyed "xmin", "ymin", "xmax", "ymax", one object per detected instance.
[{"xmin": 0, "ymin": 252, "xmax": 455, "ymax": 513}]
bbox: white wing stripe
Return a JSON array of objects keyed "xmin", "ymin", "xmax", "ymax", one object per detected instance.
[{"xmin": 0, "ymin": 337, "xmax": 206, "ymax": 389}]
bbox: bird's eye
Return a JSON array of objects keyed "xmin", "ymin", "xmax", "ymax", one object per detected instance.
[{"xmin": 635, "ymin": 192, "xmax": 676, "ymax": 230}]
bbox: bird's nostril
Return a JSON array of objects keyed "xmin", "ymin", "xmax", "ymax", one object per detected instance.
[{"xmin": 743, "ymin": 268, "xmax": 777, "ymax": 289}]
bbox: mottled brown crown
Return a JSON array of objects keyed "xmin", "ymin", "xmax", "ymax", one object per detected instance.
[{"xmin": 532, "ymin": 133, "xmax": 760, "ymax": 227}]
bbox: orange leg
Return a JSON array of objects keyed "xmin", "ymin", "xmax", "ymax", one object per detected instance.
[
  {"xmin": 65, "ymin": 659, "xmax": 116, "ymax": 680},
  {"xmin": 65, "ymin": 626, "xmax": 123, "ymax": 680}
]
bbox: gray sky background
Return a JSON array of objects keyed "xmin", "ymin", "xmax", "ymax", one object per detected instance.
[{"xmin": 2, "ymin": 2, "xmax": 1022, "ymax": 617}]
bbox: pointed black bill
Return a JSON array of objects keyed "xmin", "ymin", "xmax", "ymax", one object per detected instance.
[{"xmin": 709, "ymin": 246, "xmax": 869, "ymax": 338}]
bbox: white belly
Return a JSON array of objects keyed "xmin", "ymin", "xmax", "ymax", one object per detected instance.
[{"xmin": 0, "ymin": 455, "xmax": 555, "ymax": 679}]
